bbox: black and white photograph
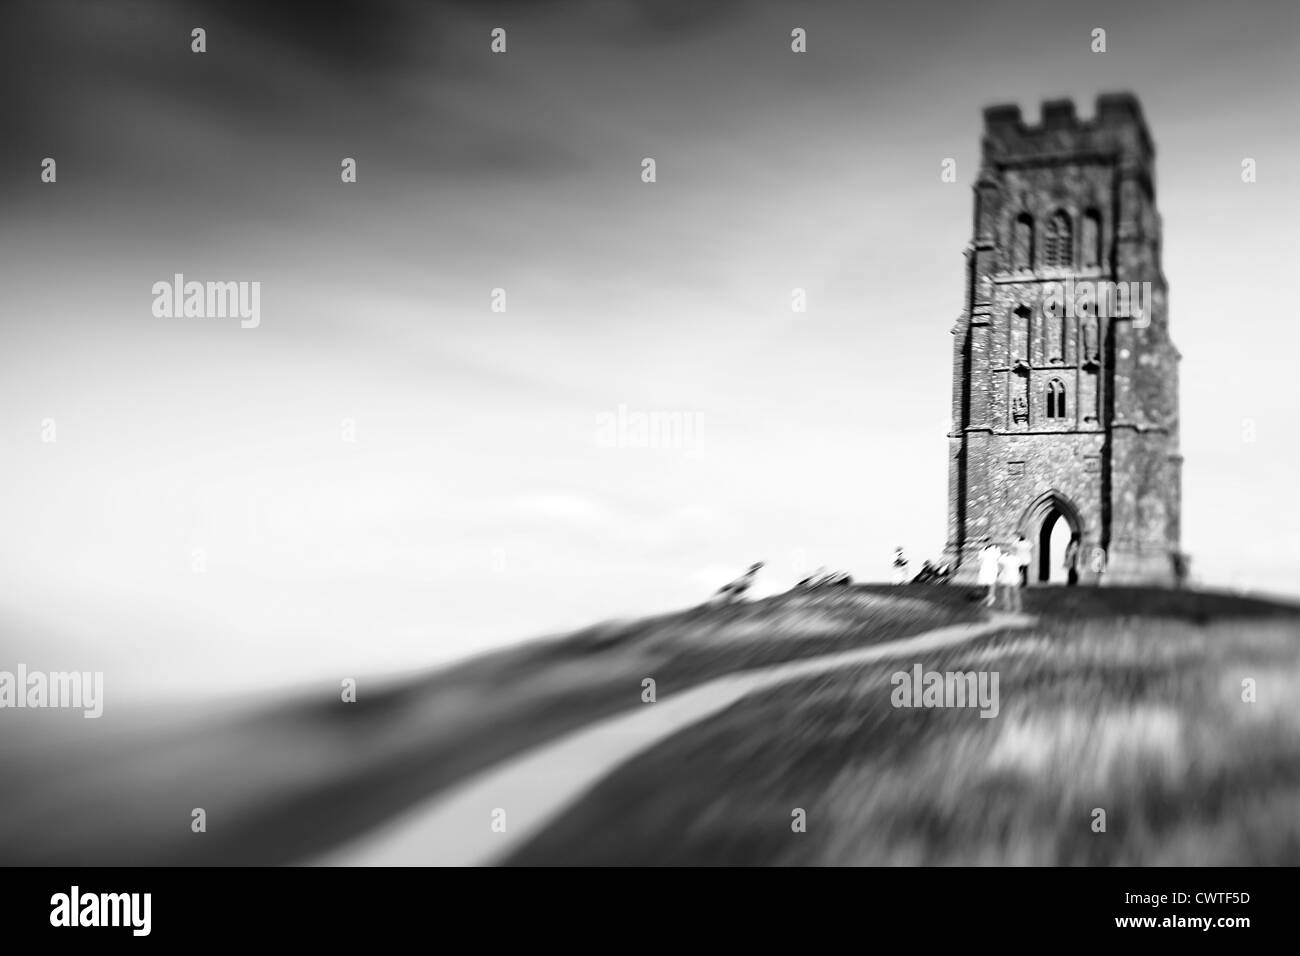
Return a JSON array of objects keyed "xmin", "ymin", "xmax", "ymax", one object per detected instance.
[{"xmin": 1, "ymin": 0, "xmax": 1297, "ymax": 938}]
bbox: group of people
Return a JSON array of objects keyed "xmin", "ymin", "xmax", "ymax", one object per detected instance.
[
  {"xmin": 710, "ymin": 562, "xmax": 764, "ymax": 604},
  {"xmin": 713, "ymin": 536, "xmax": 1108, "ymax": 608},
  {"xmin": 709, "ymin": 561, "xmax": 855, "ymax": 605},
  {"xmin": 978, "ymin": 535, "xmax": 1034, "ymax": 611},
  {"xmin": 796, "ymin": 567, "xmax": 854, "ymax": 590},
  {"xmin": 910, "ymin": 560, "xmax": 951, "ymax": 583},
  {"xmin": 891, "ymin": 548, "xmax": 952, "ymax": 584},
  {"xmin": 977, "ymin": 533, "xmax": 1105, "ymax": 609}
]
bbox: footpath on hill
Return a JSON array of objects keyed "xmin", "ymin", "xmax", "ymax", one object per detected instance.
[{"xmin": 310, "ymin": 612, "xmax": 1034, "ymax": 866}]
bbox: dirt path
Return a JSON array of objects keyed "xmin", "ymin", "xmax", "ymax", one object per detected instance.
[{"xmin": 308, "ymin": 612, "xmax": 1034, "ymax": 866}]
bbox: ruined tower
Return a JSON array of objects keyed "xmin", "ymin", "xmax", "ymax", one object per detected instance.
[{"xmin": 944, "ymin": 94, "xmax": 1185, "ymax": 585}]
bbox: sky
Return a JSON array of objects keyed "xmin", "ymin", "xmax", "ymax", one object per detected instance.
[{"xmin": 1, "ymin": 0, "xmax": 1298, "ymax": 705}]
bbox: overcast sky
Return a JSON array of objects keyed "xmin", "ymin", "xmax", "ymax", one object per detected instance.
[{"xmin": 1, "ymin": 0, "xmax": 1297, "ymax": 703}]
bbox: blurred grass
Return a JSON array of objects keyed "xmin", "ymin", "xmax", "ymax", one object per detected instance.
[
  {"xmin": 1, "ymin": 585, "xmax": 978, "ymax": 865},
  {"xmin": 505, "ymin": 594, "xmax": 1300, "ymax": 865}
]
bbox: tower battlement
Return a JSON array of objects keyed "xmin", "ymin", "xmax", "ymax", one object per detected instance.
[{"xmin": 981, "ymin": 93, "xmax": 1153, "ymax": 168}]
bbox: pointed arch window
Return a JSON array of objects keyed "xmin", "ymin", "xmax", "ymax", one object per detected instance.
[
  {"xmin": 1082, "ymin": 208, "xmax": 1101, "ymax": 268},
  {"xmin": 1046, "ymin": 378, "xmax": 1067, "ymax": 419},
  {"xmin": 1044, "ymin": 210, "xmax": 1073, "ymax": 268},
  {"xmin": 1012, "ymin": 213, "xmax": 1034, "ymax": 271}
]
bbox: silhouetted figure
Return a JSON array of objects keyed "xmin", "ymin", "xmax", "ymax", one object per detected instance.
[
  {"xmin": 1172, "ymin": 552, "xmax": 1190, "ymax": 589},
  {"xmin": 891, "ymin": 547, "xmax": 909, "ymax": 585},
  {"xmin": 796, "ymin": 567, "xmax": 827, "ymax": 589},
  {"xmin": 797, "ymin": 567, "xmax": 852, "ymax": 591},
  {"xmin": 912, "ymin": 560, "xmax": 939, "ymax": 584},
  {"xmin": 713, "ymin": 562, "xmax": 764, "ymax": 604},
  {"xmin": 1064, "ymin": 536, "xmax": 1081, "ymax": 586}
]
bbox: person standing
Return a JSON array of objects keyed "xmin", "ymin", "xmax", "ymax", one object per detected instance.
[
  {"xmin": 1172, "ymin": 551, "xmax": 1189, "ymax": 589},
  {"xmin": 1013, "ymin": 533, "xmax": 1033, "ymax": 587},
  {"xmin": 997, "ymin": 547, "xmax": 1022, "ymax": 612},
  {"xmin": 1064, "ymin": 535, "xmax": 1081, "ymax": 586},
  {"xmin": 977, "ymin": 542, "xmax": 1001, "ymax": 607},
  {"xmin": 713, "ymin": 562, "xmax": 764, "ymax": 604},
  {"xmin": 1089, "ymin": 546, "xmax": 1107, "ymax": 586},
  {"xmin": 891, "ymin": 547, "xmax": 909, "ymax": 585}
]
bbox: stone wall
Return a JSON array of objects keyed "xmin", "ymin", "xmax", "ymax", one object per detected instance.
[{"xmin": 944, "ymin": 94, "xmax": 1183, "ymax": 585}]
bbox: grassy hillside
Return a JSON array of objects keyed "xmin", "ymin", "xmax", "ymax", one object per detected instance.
[
  {"xmin": 0, "ymin": 585, "xmax": 980, "ymax": 865},
  {"xmin": 505, "ymin": 587, "xmax": 1300, "ymax": 865},
  {"xmin": 4, "ymin": 583, "xmax": 1295, "ymax": 865}
]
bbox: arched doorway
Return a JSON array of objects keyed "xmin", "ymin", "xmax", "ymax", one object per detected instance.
[
  {"xmin": 1019, "ymin": 491, "xmax": 1083, "ymax": 585},
  {"xmin": 1039, "ymin": 510, "xmax": 1075, "ymax": 583}
]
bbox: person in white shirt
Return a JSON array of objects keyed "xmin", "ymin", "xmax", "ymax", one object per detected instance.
[
  {"xmin": 977, "ymin": 543, "xmax": 1001, "ymax": 607},
  {"xmin": 1089, "ymin": 546, "xmax": 1107, "ymax": 586},
  {"xmin": 997, "ymin": 548, "xmax": 1022, "ymax": 611},
  {"xmin": 1013, "ymin": 533, "xmax": 1033, "ymax": 587}
]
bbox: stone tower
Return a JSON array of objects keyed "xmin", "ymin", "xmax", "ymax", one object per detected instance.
[{"xmin": 944, "ymin": 94, "xmax": 1185, "ymax": 585}]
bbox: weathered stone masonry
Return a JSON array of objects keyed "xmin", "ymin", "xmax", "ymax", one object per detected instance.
[{"xmin": 943, "ymin": 94, "xmax": 1185, "ymax": 585}]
